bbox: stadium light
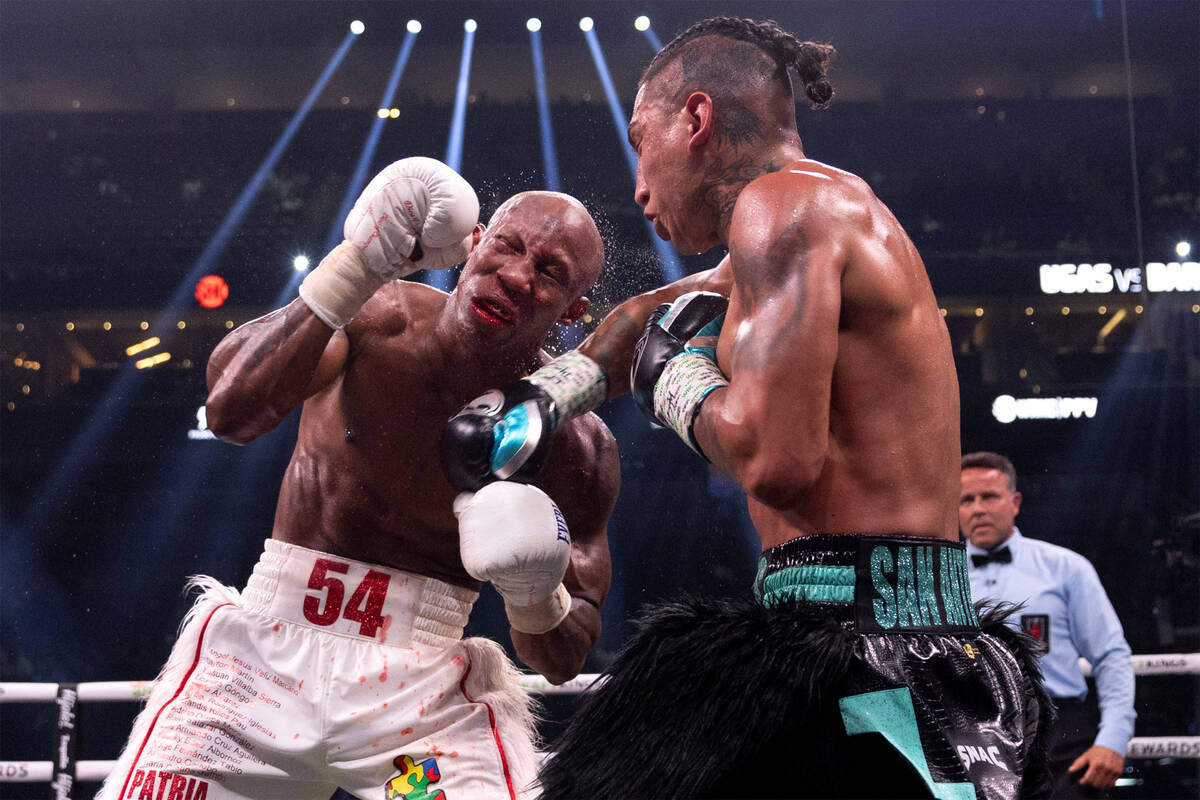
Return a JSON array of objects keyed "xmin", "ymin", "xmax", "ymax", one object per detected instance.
[
  {"xmin": 464, "ymin": 19, "xmax": 477, "ymax": 33},
  {"xmin": 407, "ymin": 20, "xmax": 422, "ymax": 34},
  {"xmin": 349, "ymin": 20, "xmax": 365, "ymax": 35},
  {"xmin": 634, "ymin": 16, "xmax": 650, "ymax": 31},
  {"xmin": 579, "ymin": 17, "xmax": 594, "ymax": 32},
  {"xmin": 1176, "ymin": 241, "xmax": 1192, "ymax": 258},
  {"xmin": 527, "ymin": 18, "xmax": 542, "ymax": 32},
  {"xmin": 293, "ymin": 255, "xmax": 310, "ymax": 272}
]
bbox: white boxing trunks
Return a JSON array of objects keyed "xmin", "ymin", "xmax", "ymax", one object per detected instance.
[{"xmin": 97, "ymin": 539, "xmax": 538, "ymax": 800}]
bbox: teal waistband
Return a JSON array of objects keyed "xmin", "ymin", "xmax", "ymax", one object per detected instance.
[
  {"xmin": 755, "ymin": 563, "xmax": 856, "ymax": 606},
  {"xmin": 753, "ymin": 535, "xmax": 981, "ymax": 633}
]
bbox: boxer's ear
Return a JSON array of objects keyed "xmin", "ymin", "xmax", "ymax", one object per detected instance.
[
  {"xmin": 472, "ymin": 222, "xmax": 486, "ymax": 248},
  {"xmin": 685, "ymin": 92, "xmax": 714, "ymax": 151},
  {"xmin": 558, "ymin": 296, "xmax": 589, "ymax": 325}
]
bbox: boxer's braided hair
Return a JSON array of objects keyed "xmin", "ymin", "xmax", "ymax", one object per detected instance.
[{"xmin": 641, "ymin": 16, "xmax": 835, "ymax": 110}]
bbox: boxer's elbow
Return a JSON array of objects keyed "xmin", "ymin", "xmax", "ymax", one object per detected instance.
[
  {"xmin": 204, "ymin": 386, "xmax": 268, "ymax": 445},
  {"xmin": 514, "ymin": 602, "xmax": 598, "ymax": 685},
  {"xmin": 724, "ymin": 427, "xmax": 824, "ymax": 509},
  {"xmin": 705, "ymin": 399, "xmax": 826, "ymax": 508},
  {"xmin": 539, "ymin": 655, "xmax": 586, "ymax": 687},
  {"xmin": 514, "ymin": 637, "xmax": 587, "ymax": 686},
  {"xmin": 743, "ymin": 455, "xmax": 822, "ymax": 509}
]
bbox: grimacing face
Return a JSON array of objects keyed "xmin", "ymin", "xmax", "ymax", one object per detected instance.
[
  {"xmin": 959, "ymin": 467, "xmax": 1022, "ymax": 552},
  {"xmin": 454, "ymin": 194, "xmax": 595, "ymax": 348}
]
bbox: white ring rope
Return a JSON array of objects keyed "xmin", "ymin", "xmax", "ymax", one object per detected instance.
[
  {"xmin": 2, "ymin": 655, "xmax": 1197, "ymax": 784},
  {"xmin": 1078, "ymin": 651, "xmax": 1200, "ymax": 676},
  {"xmin": 0, "ymin": 674, "xmax": 605, "ymax": 703}
]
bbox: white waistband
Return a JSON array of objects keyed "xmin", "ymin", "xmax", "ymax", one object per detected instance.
[{"xmin": 241, "ymin": 539, "xmax": 478, "ymax": 650}]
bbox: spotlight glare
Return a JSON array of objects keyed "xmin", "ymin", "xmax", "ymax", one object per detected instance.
[
  {"xmin": 464, "ymin": 19, "xmax": 477, "ymax": 33},
  {"xmin": 376, "ymin": 108, "xmax": 389, "ymax": 119},
  {"xmin": 1176, "ymin": 240, "xmax": 1192, "ymax": 258},
  {"xmin": 349, "ymin": 20, "xmax": 365, "ymax": 35},
  {"xmin": 293, "ymin": 255, "xmax": 311, "ymax": 272},
  {"xmin": 389, "ymin": 108, "xmax": 400, "ymax": 118},
  {"xmin": 579, "ymin": 17, "xmax": 594, "ymax": 32},
  {"xmin": 407, "ymin": 20, "xmax": 422, "ymax": 34},
  {"xmin": 634, "ymin": 15, "xmax": 650, "ymax": 31},
  {"xmin": 526, "ymin": 17, "xmax": 542, "ymax": 32}
]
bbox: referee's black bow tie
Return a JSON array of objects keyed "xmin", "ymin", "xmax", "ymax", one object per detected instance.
[{"xmin": 972, "ymin": 547, "xmax": 1012, "ymax": 567}]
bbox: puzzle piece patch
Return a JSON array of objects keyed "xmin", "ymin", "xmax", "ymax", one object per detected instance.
[{"xmin": 385, "ymin": 754, "xmax": 447, "ymax": 800}]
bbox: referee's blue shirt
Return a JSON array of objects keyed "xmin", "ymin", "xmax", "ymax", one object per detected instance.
[{"xmin": 966, "ymin": 528, "xmax": 1136, "ymax": 755}]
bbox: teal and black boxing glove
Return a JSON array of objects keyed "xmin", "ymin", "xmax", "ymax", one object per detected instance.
[
  {"xmin": 630, "ymin": 291, "xmax": 730, "ymax": 456},
  {"xmin": 440, "ymin": 350, "xmax": 608, "ymax": 492},
  {"xmin": 441, "ymin": 381, "xmax": 555, "ymax": 492}
]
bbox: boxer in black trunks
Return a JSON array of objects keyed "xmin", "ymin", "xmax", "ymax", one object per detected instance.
[{"xmin": 442, "ymin": 16, "xmax": 1053, "ymax": 799}]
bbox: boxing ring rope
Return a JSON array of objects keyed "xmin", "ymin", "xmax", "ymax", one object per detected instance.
[{"xmin": 3, "ymin": 656, "xmax": 1199, "ymax": 788}]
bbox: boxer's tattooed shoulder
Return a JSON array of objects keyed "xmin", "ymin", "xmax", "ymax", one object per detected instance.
[
  {"xmin": 699, "ymin": 156, "xmax": 783, "ymax": 238},
  {"xmin": 735, "ymin": 220, "xmax": 810, "ymax": 311}
]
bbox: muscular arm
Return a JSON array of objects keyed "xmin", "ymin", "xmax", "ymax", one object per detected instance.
[
  {"xmin": 579, "ymin": 257, "xmax": 732, "ymax": 396},
  {"xmin": 511, "ymin": 418, "xmax": 620, "ymax": 684},
  {"xmin": 205, "ymin": 298, "xmax": 349, "ymax": 444},
  {"xmin": 692, "ymin": 175, "xmax": 845, "ymax": 507}
]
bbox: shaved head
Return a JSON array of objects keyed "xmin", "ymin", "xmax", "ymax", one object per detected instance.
[{"xmin": 487, "ymin": 191, "xmax": 605, "ymax": 296}]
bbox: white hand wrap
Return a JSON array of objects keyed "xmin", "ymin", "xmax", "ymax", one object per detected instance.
[
  {"xmin": 298, "ymin": 242, "xmax": 384, "ymax": 330},
  {"xmin": 526, "ymin": 350, "xmax": 608, "ymax": 427},
  {"xmin": 299, "ymin": 157, "xmax": 478, "ymax": 328},
  {"xmin": 653, "ymin": 352, "xmax": 729, "ymax": 456},
  {"xmin": 454, "ymin": 482, "xmax": 573, "ymax": 635}
]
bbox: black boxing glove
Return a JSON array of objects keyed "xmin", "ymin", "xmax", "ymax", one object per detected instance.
[
  {"xmin": 441, "ymin": 351, "xmax": 608, "ymax": 492},
  {"xmin": 630, "ymin": 291, "xmax": 729, "ymax": 455}
]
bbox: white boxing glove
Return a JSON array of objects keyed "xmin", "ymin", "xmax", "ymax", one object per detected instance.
[
  {"xmin": 300, "ymin": 157, "xmax": 479, "ymax": 328},
  {"xmin": 454, "ymin": 482, "xmax": 573, "ymax": 635}
]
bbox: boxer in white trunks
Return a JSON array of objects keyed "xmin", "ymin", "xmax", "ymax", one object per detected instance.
[{"xmin": 97, "ymin": 158, "xmax": 619, "ymax": 800}]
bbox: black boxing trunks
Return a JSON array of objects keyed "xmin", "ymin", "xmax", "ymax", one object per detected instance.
[{"xmin": 539, "ymin": 535, "xmax": 1052, "ymax": 800}]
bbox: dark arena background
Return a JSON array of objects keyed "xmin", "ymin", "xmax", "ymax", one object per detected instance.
[{"xmin": 1, "ymin": 1, "xmax": 1197, "ymax": 798}]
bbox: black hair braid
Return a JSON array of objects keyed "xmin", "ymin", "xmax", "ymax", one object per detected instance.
[
  {"xmin": 793, "ymin": 41, "xmax": 835, "ymax": 109},
  {"xmin": 645, "ymin": 16, "xmax": 835, "ymax": 110}
]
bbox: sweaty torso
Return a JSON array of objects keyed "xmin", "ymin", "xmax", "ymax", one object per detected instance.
[
  {"xmin": 270, "ymin": 283, "xmax": 593, "ymax": 586},
  {"xmin": 720, "ymin": 159, "xmax": 961, "ymax": 547}
]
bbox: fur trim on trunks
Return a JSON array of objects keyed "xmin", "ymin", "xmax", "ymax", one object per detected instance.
[
  {"xmin": 977, "ymin": 601, "xmax": 1056, "ymax": 799},
  {"xmin": 539, "ymin": 595, "xmax": 1056, "ymax": 800},
  {"xmin": 538, "ymin": 594, "xmax": 855, "ymax": 799}
]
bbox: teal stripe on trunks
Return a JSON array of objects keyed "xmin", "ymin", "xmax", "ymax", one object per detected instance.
[{"xmin": 758, "ymin": 564, "xmax": 856, "ymax": 606}]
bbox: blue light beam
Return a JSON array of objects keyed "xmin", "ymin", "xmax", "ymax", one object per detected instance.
[
  {"xmin": 18, "ymin": 29, "xmax": 360, "ymax": 536},
  {"xmin": 581, "ymin": 23, "xmax": 683, "ymax": 283},
  {"xmin": 424, "ymin": 22, "xmax": 478, "ymax": 293},
  {"xmin": 323, "ymin": 30, "xmax": 421, "ymax": 257},
  {"xmin": 641, "ymin": 26, "xmax": 664, "ymax": 52},
  {"xmin": 529, "ymin": 26, "xmax": 561, "ymax": 191},
  {"xmin": 163, "ymin": 29, "xmax": 358, "ymax": 331}
]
